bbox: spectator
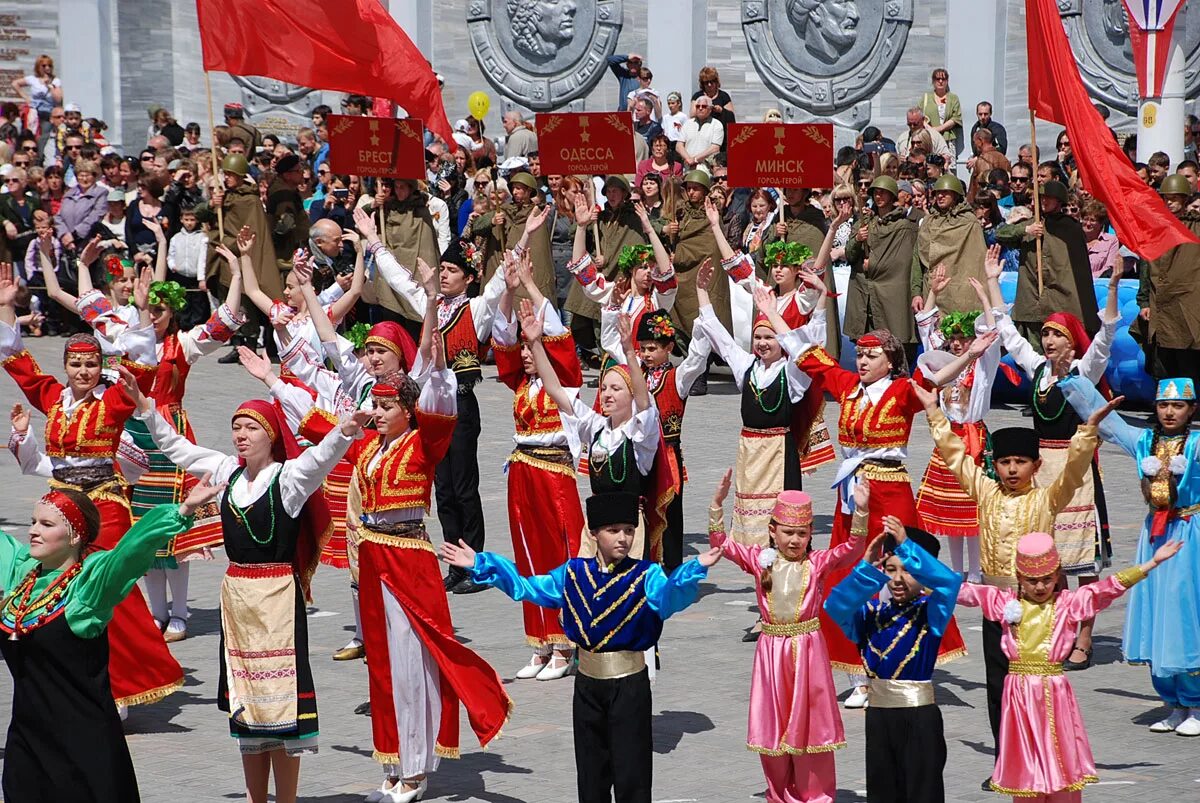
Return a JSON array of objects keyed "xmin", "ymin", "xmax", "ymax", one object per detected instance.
[
  {"xmin": 501, "ymin": 111, "xmax": 537, "ymax": 158},
  {"xmin": 179, "ymin": 122, "xmax": 203, "ymax": 154},
  {"xmin": 896, "ymin": 107, "xmax": 954, "ymax": 166},
  {"xmin": 160, "ymin": 160, "xmax": 204, "ymax": 235},
  {"xmin": 677, "ymin": 96, "xmax": 724, "ymax": 171},
  {"xmin": 626, "ymin": 67, "xmax": 662, "ymax": 120},
  {"xmin": 1135, "ymin": 161, "xmax": 1152, "ymax": 185},
  {"xmin": 914, "ymin": 174, "xmax": 989, "ymax": 316},
  {"xmin": 89, "ymin": 187, "xmax": 127, "ymax": 254},
  {"xmin": 38, "ymin": 105, "xmax": 64, "ymax": 165},
  {"xmin": 340, "ymin": 94, "xmax": 369, "ymax": 116},
  {"xmin": 266, "ymin": 153, "xmax": 308, "ymax": 271},
  {"xmin": 999, "ymin": 161, "xmax": 1032, "ymax": 215},
  {"xmin": 691, "ymin": 66, "xmax": 735, "ymax": 131},
  {"xmin": 1017, "ymin": 143, "xmax": 1036, "ymax": 167},
  {"xmin": 1037, "ymin": 160, "xmax": 1068, "ymax": 186},
  {"xmin": 632, "ymin": 98, "xmax": 663, "ymax": 147},
  {"xmin": 297, "ymin": 126, "xmax": 328, "ymax": 173},
  {"xmin": 124, "ymin": 173, "xmax": 166, "ymax": 255},
  {"xmin": 860, "ymin": 125, "xmax": 897, "ymax": 155},
  {"xmin": 0, "ymin": 102, "xmax": 20, "ymax": 144},
  {"xmin": 165, "ymin": 203, "xmax": 211, "ymax": 329},
  {"xmin": 1177, "ymin": 159, "xmax": 1200, "ymax": 192},
  {"xmin": 41, "ymin": 165, "xmax": 65, "ymax": 215},
  {"xmin": 606, "ymin": 53, "xmax": 643, "ymax": 111},
  {"xmin": 309, "ymin": 174, "xmax": 360, "ymax": 229},
  {"xmin": 10, "ymin": 55, "xmax": 62, "ymax": 129},
  {"xmin": 1137, "ymin": 174, "xmax": 1200, "ymax": 384},
  {"xmin": 662, "ymin": 91, "xmax": 689, "ymax": 145},
  {"xmin": 636, "ymin": 133, "xmax": 682, "ymax": 188},
  {"xmin": 0, "ymin": 167, "xmax": 39, "ymax": 262},
  {"xmin": 15, "ymin": 133, "xmax": 39, "ymax": 167},
  {"xmin": 970, "ymin": 101, "xmax": 1008, "ymax": 155},
  {"xmin": 1055, "ymin": 129, "xmax": 1077, "ymax": 180},
  {"xmin": 967, "ymin": 129, "xmax": 1011, "ymax": 202},
  {"xmin": 310, "ymin": 103, "xmax": 332, "ymax": 130},
  {"xmin": 464, "ymin": 115, "xmax": 497, "ymax": 168},
  {"xmin": 223, "ymin": 102, "xmax": 262, "ymax": 150},
  {"xmin": 54, "ymin": 158, "xmax": 106, "ymax": 251},
  {"xmin": 1080, "ymin": 200, "xmax": 1121, "ymax": 278},
  {"xmin": 1185, "ymin": 114, "xmax": 1199, "ymax": 163},
  {"xmin": 1148, "ymin": 151, "xmax": 1171, "ymax": 188},
  {"xmin": 918, "ymin": 68, "xmax": 962, "ymax": 156}
]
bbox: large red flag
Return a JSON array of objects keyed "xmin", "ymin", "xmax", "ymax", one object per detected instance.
[
  {"xmin": 1026, "ymin": 0, "xmax": 1197, "ymax": 261},
  {"xmin": 195, "ymin": 0, "xmax": 454, "ymax": 151}
]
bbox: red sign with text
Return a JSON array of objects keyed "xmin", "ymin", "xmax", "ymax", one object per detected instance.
[
  {"xmin": 537, "ymin": 112, "xmax": 637, "ymax": 176},
  {"xmin": 726, "ymin": 123, "xmax": 835, "ymax": 189},
  {"xmin": 327, "ymin": 114, "xmax": 426, "ymax": 179}
]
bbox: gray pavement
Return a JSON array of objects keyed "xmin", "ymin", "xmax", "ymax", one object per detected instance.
[{"xmin": 0, "ymin": 336, "xmax": 1193, "ymax": 802}]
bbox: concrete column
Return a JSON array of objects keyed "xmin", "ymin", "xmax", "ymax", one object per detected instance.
[
  {"xmin": 1137, "ymin": 10, "xmax": 1187, "ymax": 165},
  {"xmin": 945, "ymin": 0, "xmax": 1008, "ymax": 170},
  {"xmin": 646, "ymin": 0, "xmax": 706, "ymax": 101},
  {"xmin": 387, "ymin": 0, "xmax": 432, "ymax": 57},
  {"xmin": 58, "ymin": 0, "xmax": 116, "ymax": 142}
]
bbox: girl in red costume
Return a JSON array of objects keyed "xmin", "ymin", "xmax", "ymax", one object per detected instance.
[{"xmin": 0, "ymin": 262, "xmax": 183, "ymax": 716}]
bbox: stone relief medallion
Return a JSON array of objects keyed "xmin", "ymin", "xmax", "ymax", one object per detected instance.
[
  {"xmin": 742, "ymin": 0, "xmax": 913, "ymax": 116},
  {"xmin": 467, "ymin": 0, "xmax": 623, "ymax": 111},
  {"xmin": 1059, "ymin": 0, "xmax": 1200, "ymax": 116},
  {"xmin": 231, "ymin": 77, "xmax": 320, "ymax": 141}
]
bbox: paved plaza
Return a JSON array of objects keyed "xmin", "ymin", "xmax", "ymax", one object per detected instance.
[{"xmin": 0, "ymin": 336, "xmax": 1194, "ymax": 802}]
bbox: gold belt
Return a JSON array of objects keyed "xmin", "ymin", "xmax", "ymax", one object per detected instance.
[
  {"xmin": 982, "ymin": 573, "xmax": 1018, "ymax": 591},
  {"xmin": 1008, "ymin": 660, "xmax": 1063, "ymax": 676},
  {"xmin": 868, "ymin": 678, "xmax": 935, "ymax": 708},
  {"xmin": 760, "ymin": 619, "xmax": 821, "ymax": 637},
  {"xmin": 361, "ymin": 522, "xmax": 433, "ymax": 552},
  {"xmin": 577, "ymin": 649, "xmax": 646, "ymax": 680}
]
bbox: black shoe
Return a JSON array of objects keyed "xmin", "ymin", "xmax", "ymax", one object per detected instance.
[
  {"xmin": 443, "ymin": 569, "xmax": 463, "ymax": 591},
  {"xmin": 452, "ymin": 577, "xmax": 488, "ymax": 595},
  {"xmin": 1064, "ymin": 643, "xmax": 1092, "ymax": 671},
  {"xmin": 217, "ymin": 347, "xmax": 242, "ymax": 364},
  {"xmin": 354, "ymin": 700, "xmax": 371, "ymax": 716},
  {"xmin": 980, "ymin": 776, "xmax": 993, "ymax": 791},
  {"xmin": 689, "ymin": 373, "xmax": 708, "ymax": 397},
  {"xmin": 586, "ymin": 377, "xmax": 599, "ymax": 388}
]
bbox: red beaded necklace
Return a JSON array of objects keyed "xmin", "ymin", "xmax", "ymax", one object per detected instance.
[{"xmin": 4, "ymin": 561, "xmax": 82, "ymax": 640}]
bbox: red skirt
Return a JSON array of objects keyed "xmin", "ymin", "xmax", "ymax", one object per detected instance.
[
  {"xmin": 817, "ymin": 467, "xmax": 968, "ymax": 672},
  {"xmin": 89, "ymin": 494, "xmax": 185, "ymax": 707},
  {"xmin": 318, "ymin": 458, "xmax": 353, "ymax": 569},
  {"xmin": 916, "ymin": 420, "xmax": 985, "ymax": 538},
  {"xmin": 358, "ymin": 530, "xmax": 511, "ymax": 762},
  {"xmin": 506, "ymin": 453, "xmax": 583, "ymax": 648}
]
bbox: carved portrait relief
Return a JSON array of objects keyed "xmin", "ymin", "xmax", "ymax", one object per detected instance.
[{"xmin": 507, "ymin": 0, "xmax": 578, "ymax": 62}]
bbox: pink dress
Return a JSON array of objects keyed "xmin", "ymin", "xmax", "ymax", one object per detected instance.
[
  {"xmin": 958, "ymin": 572, "xmax": 1142, "ymax": 797},
  {"xmin": 710, "ymin": 518, "xmax": 865, "ymax": 754}
]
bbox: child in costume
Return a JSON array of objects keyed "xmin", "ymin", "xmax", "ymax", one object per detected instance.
[
  {"xmin": 913, "ymin": 380, "xmax": 1115, "ymax": 788},
  {"xmin": 441, "ymin": 491, "xmax": 721, "ymax": 803},
  {"xmin": 985, "ymin": 258, "xmax": 1123, "ymax": 670},
  {"xmin": 708, "ymin": 470, "xmax": 869, "ymax": 803},
  {"xmin": 913, "ymin": 264, "xmax": 1001, "ymax": 582},
  {"xmin": 825, "ymin": 516, "xmax": 963, "ymax": 803},
  {"xmin": 1060, "ymin": 375, "xmax": 1200, "ymax": 735},
  {"xmin": 958, "ymin": 532, "xmax": 1182, "ymax": 801}
]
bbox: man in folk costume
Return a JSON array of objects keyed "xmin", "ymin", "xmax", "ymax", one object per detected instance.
[
  {"xmin": 471, "ymin": 171, "xmax": 557, "ymax": 307},
  {"xmin": 563, "ymin": 174, "xmax": 647, "ymax": 365},
  {"xmin": 1136, "ymin": 174, "xmax": 1200, "ymax": 385},
  {"xmin": 911, "ymin": 173, "xmax": 989, "ymax": 315},
  {"xmin": 208, "ymin": 152, "xmax": 280, "ymax": 359},
  {"xmin": 359, "ymin": 178, "xmax": 440, "ymax": 334},
  {"xmin": 997, "ymin": 180, "xmax": 1100, "ymax": 348},
  {"xmin": 843, "ymin": 176, "xmax": 920, "ymax": 363}
]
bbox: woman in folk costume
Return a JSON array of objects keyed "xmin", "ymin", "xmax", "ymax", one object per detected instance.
[
  {"xmin": 0, "ymin": 481, "xmax": 223, "ymax": 803},
  {"xmin": 492, "ymin": 253, "xmax": 586, "ymax": 680},
  {"xmin": 786, "ymin": 302, "xmax": 979, "ymax": 705},
  {"xmin": 709, "ymin": 470, "xmax": 869, "ymax": 803},
  {"xmin": 73, "ymin": 236, "xmax": 246, "ymax": 642},
  {"xmin": 305, "ymin": 264, "xmax": 511, "ymax": 803},
  {"xmin": 958, "ymin": 532, "xmax": 1182, "ymax": 801},
  {"xmin": 0, "ymin": 263, "xmax": 184, "ymax": 716},
  {"xmin": 913, "ymin": 263, "xmax": 1002, "ymax": 582},
  {"xmin": 985, "ymin": 260, "xmax": 1122, "ymax": 670},
  {"xmin": 711, "ymin": 201, "xmax": 852, "ymax": 475},
  {"xmin": 1060, "ymin": 375, "xmax": 1200, "ymax": 736},
  {"xmin": 126, "ymin": 368, "xmax": 366, "ymax": 803}
]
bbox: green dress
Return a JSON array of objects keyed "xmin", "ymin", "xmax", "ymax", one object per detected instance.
[{"xmin": 0, "ymin": 504, "xmax": 193, "ymax": 803}]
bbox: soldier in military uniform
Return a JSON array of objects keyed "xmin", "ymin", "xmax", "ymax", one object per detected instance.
[
  {"xmin": 358, "ymin": 178, "xmax": 440, "ymax": 334},
  {"xmin": 912, "ymin": 174, "xmax": 989, "ymax": 316},
  {"xmin": 470, "ymin": 172, "xmax": 556, "ymax": 308},
  {"xmin": 223, "ymin": 102, "xmax": 263, "ymax": 151}
]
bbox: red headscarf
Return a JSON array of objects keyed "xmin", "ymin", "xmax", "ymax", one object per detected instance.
[
  {"xmin": 1042, "ymin": 313, "xmax": 1112, "ymax": 399},
  {"xmin": 231, "ymin": 399, "xmax": 332, "ymax": 601},
  {"xmin": 365, "ymin": 322, "xmax": 417, "ymax": 373}
]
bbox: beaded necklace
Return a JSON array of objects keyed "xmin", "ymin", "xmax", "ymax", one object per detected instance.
[
  {"xmin": 226, "ymin": 467, "xmax": 278, "ymax": 545},
  {"xmin": 751, "ymin": 366, "xmax": 786, "ymax": 414},
  {"xmin": 4, "ymin": 561, "xmax": 83, "ymax": 640},
  {"xmin": 1032, "ymin": 363, "xmax": 1068, "ymax": 421}
]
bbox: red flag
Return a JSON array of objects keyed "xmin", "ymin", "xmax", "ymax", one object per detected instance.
[
  {"xmin": 1026, "ymin": 0, "xmax": 1197, "ymax": 261},
  {"xmin": 195, "ymin": 0, "xmax": 454, "ymax": 151}
]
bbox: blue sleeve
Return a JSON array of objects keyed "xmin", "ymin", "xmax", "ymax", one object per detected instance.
[
  {"xmin": 824, "ymin": 561, "xmax": 888, "ymax": 643},
  {"xmin": 644, "ymin": 559, "xmax": 708, "ymax": 619},
  {"xmin": 894, "ymin": 540, "xmax": 962, "ymax": 637},
  {"xmin": 470, "ymin": 552, "xmax": 565, "ymax": 609},
  {"xmin": 1059, "ymin": 375, "xmax": 1140, "ymax": 457},
  {"xmin": 457, "ymin": 198, "xmax": 473, "ymax": 237},
  {"xmin": 607, "ymin": 55, "xmax": 631, "ymax": 77}
]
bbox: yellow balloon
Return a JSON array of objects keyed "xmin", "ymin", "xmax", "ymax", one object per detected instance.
[{"xmin": 468, "ymin": 91, "xmax": 491, "ymax": 120}]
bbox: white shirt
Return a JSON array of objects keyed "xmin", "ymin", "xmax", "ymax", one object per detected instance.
[
  {"xmin": 560, "ymin": 397, "xmax": 660, "ymax": 476},
  {"xmin": 167, "ymin": 229, "xmax": 208, "ymax": 280},
  {"xmin": 681, "ymin": 117, "xmax": 724, "ymax": 157},
  {"xmin": 994, "ymin": 309, "xmax": 1116, "ymax": 392},
  {"xmin": 372, "ymin": 244, "xmax": 505, "ymax": 342},
  {"xmin": 696, "ymin": 304, "xmax": 811, "ymax": 402},
  {"xmin": 492, "ymin": 300, "xmax": 580, "ymax": 448},
  {"xmin": 662, "ymin": 111, "xmax": 689, "ymax": 143}
]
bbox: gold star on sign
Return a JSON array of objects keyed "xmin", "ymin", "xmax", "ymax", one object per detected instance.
[
  {"xmin": 580, "ymin": 131, "xmax": 591, "ymax": 143},
  {"xmin": 775, "ymin": 141, "xmax": 785, "ymax": 154},
  {"xmin": 370, "ymin": 135, "xmax": 380, "ymax": 146}
]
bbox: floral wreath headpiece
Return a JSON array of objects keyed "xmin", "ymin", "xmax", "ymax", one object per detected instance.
[
  {"xmin": 764, "ymin": 241, "xmax": 813, "ymax": 267},
  {"xmin": 345, "ymin": 321, "xmax": 371, "ymax": 351},
  {"xmin": 616, "ymin": 244, "xmax": 655, "ymax": 276},
  {"xmin": 105, "ymin": 254, "xmax": 133, "ymax": 279},
  {"xmin": 148, "ymin": 280, "xmax": 187, "ymax": 311},
  {"xmin": 938, "ymin": 310, "xmax": 982, "ymax": 340}
]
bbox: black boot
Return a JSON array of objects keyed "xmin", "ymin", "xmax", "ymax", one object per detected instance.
[{"xmin": 217, "ymin": 338, "xmax": 243, "ymax": 364}]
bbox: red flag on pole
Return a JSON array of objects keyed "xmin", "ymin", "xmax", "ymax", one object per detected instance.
[
  {"xmin": 1026, "ymin": 0, "xmax": 1197, "ymax": 261},
  {"xmin": 195, "ymin": 0, "xmax": 454, "ymax": 151}
]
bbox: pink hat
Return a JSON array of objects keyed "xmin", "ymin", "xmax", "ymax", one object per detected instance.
[
  {"xmin": 771, "ymin": 490, "xmax": 813, "ymax": 527},
  {"xmin": 1015, "ymin": 532, "xmax": 1060, "ymax": 577}
]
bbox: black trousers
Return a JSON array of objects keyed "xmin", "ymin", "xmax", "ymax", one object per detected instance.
[
  {"xmin": 574, "ymin": 668, "xmax": 653, "ymax": 803},
  {"xmin": 571, "ymin": 313, "xmax": 599, "ymax": 359},
  {"xmin": 865, "ymin": 704, "xmax": 945, "ymax": 803},
  {"xmin": 167, "ymin": 270, "xmax": 210, "ymax": 331},
  {"xmin": 435, "ymin": 386, "xmax": 485, "ymax": 555},
  {"xmin": 661, "ymin": 490, "xmax": 684, "ymax": 573},
  {"xmin": 982, "ymin": 617, "xmax": 1009, "ymax": 756},
  {"xmin": 1154, "ymin": 346, "xmax": 1200, "ymax": 386}
]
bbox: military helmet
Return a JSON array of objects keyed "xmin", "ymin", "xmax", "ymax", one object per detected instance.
[
  {"xmin": 1159, "ymin": 173, "xmax": 1192, "ymax": 197},
  {"xmin": 1039, "ymin": 180, "xmax": 1069, "ymax": 204},
  {"xmin": 220, "ymin": 152, "xmax": 250, "ymax": 177},
  {"xmin": 508, "ymin": 171, "xmax": 538, "ymax": 191},
  {"xmin": 683, "ymin": 169, "xmax": 712, "ymax": 189},
  {"xmin": 931, "ymin": 174, "xmax": 965, "ymax": 197},
  {"xmin": 604, "ymin": 174, "xmax": 631, "ymax": 194},
  {"xmin": 868, "ymin": 175, "xmax": 899, "ymax": 198}
]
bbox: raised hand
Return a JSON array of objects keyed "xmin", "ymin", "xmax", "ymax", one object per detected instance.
[
  {"xmin": 339, "ymin": 409, "xmax": 374, "ymax": 438},
  {"xmin": 236, "ymin": 225, "xmax": 256, "ymax": 255},
  {"xmin": 237, "ymin": 345, "xmax": 273, "ymax": 381},
  {"xmin": 752, "ymin": 284, "xmax": 776, "ymax": 316},
  {"xmin": 572, "ymin": 191, "xmax": 594, "ymax": 226},
  {"xmin": 524, "ymin": 202, "xmax": 551, "ymax": 234},
  {"xmin": 967, "ymin": 329, "xmax": 999, "ymax": 358},
  {"xmin": 633, "ymin": 200, "xmax": 650, "ymax": 224},
  {"xmin": 291, "ymin": 257, "xmax": 313, "ymax": 286},
  {"xmin": 704, "ymin": 197, "xmax": 720, "ymax": 227},
  {"xmin": 78, "ymin": 235, "xmax": 103, "ymax": 267},
  {"xmin": 10, "ymin": 403, "xmax": 29, "ymax": 434},
  {"xmin": 617, "ymin": 312, "xmax": 634, "ymax": 353},
  {"xmin": 881, "ymin": 515, "xmax": 906, "ymax": 544},
  {"xmin": 983, "ymin": 243, "xmax": 1003, "ymax": 280},
  {"xmin": 439, "ymin": 538, "xmax": 478, "ymax": 570},
  {"xmin": 214, "ymin": 243, "xmax": 238, "ymax": 267},
  {"xmin": 353, "ymin": 206, "xmax": 378, "ymax": 241},
  {"xmin": 1087, "ymin": 394, "xmax": 1125, "ymax": 427},
  {"xmin": 968, "ymin": 276, "xmax": 989, "ymax": 307},
  {"xmin": 712, "ymin": 467, "xmax": 733, "ymax": 508},
  {"xmin": 852, "ymin": 477, "xmax": 870, "ymax": 512},
  {"xmin": 116, "ymin": 365, "xmax": 150, "ymax": 412},
  {"xmin": 0, "ymin": 262, "xmax": 17, "ymax": 307},
  {"xmin": 696, "ymin": 258, "xmax": 715, "ymax": 292},
  {"xmin": 133, "ymin": 265, "xmax": 153, "ymax": 309},
  {"xmin": 929, "ymin": 263, "xmax": 950, "ymax": 295},
  {"xmin": 415, "ymin": 257, "xmax": 439, "ymax": 297},
  {"xmin": 503, "ymin": 250, "xmax": 522, "ymax": 294},
  {"xmin": 143, "ymin": 216, "xmax": 165, "ymax": 241},
  {"xmin": 180, "ymin": 473, "xmax": 227, "ymax": 516},
  {"xmin": 832, "ymin": 206, "xmax": 853, "ymax": 228},
  {"xmin": 519, "ymin": 297, "xmax": 544, "ymax": 342},
  {"xmin": 696, "ymin": 545, "xmax": 724, "ymax": 568}
]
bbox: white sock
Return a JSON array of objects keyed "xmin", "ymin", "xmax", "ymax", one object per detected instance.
[
  {"xmin": 143, "ymin": 568, "xmax": 168, "ymax": 624},
  {"xmin": 966, "ymin": 538, "xmax": 981, "ymax": 578},
  {"xmin": 947, "ymin": 536, "xmax": 966, "ymax": 574},
  {"xmin": 351, "ymin": 583, "xmax": 363, "ymax": 642},
  {"xmin": 847, "ymin": 672, "xmax": 868, "ymax": 690},
  {"xmin": 166, "ymin": 563, "xmax": 190, "ymax": 620}
]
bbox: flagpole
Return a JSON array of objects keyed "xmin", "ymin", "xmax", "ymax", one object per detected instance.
[
  {"xmin": 204, "ymin": 71, "xmax": 224, "ymax": 236},
  {"xmin": 1029, "ymin": 109, "xmax": 1043, "ymax": 295}
]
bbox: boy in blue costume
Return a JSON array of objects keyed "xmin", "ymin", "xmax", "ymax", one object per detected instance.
[
  {"xmin": 825, "ymin": 515, "xmax": 963, "ymax": 803},
  {"xmin": 440, "ymin": 491, "xmax": 723, "ymax": 803}
]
